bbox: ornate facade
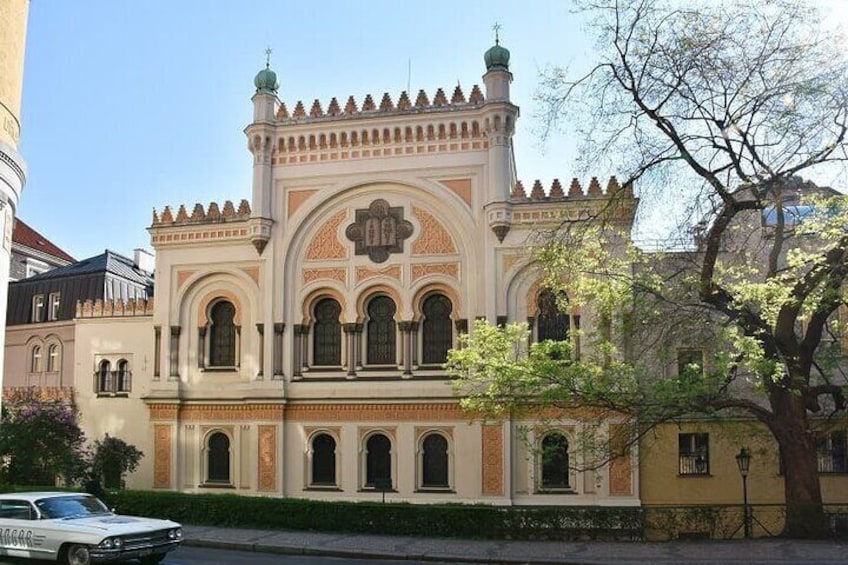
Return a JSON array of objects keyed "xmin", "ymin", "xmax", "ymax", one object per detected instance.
[{"xmin": 67, "ymin": 43, "xmax": 640, "ymax": 507}]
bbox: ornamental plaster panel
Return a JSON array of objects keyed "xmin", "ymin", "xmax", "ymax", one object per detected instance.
[
  {"xmin": 481, "ymin": 424, "xmax": 504, "ymax": 496},
  {"xmin": 411, "ymin": 206, "xmax": 457, "ymax": 255},
  {"xmin": 355, "ymin": 265, "xmax": 402, "ymax": 285},
  {"xmin": 608, "ymin": 423, "xmax": 632, "ymax": 496},
  {"xmin": 284, "ymin": 403, "xmax": 465, "ymax": 422},
  {"xmin": 410, "ymin": 262, "xmax": 459, "ymax": 283},
  {"xmin": 241, "ymin": 267, "xmax": 260, "ymax": 285},
  {"xmin": 153, "ymin": 424, "xmax": 172, "ymax": 489},
  {"xmin": 306, "ymin": 210, "xmax": 348, "ymax": 260},
  {"xmin": 258, "ymin": 425, "xmax": 277, "ymax": 492},
  {"xmin": 176, "ymin": 270, "xmax": 197, "ymax": 292},
  {"xmin": 302, "ymin": 268, "xmax": 347, "ymax": 286}
]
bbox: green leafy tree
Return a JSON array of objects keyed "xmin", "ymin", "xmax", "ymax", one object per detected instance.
[
  {"xmin": 0, "ymin": 389, "xmax": 88, "ymax": 486},
  {"xmin": 450, "ymin": 0, "xmax": 848, "ymax": 538},
  {"xmin": 88, "ymin": 434, "xmax": 144, "ymax": 489}
]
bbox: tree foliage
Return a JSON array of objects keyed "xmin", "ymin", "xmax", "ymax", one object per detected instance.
[
  {"xmin": 0, "ymin": 390, "xmax": 87, "ymax": 485},
  {"xmin": 450, "ymin": 0, "xmax": 848, "ymax": 538},
  {"xmin": 89, "ymin": 434, "xmax": 144, "ymax": 490}
]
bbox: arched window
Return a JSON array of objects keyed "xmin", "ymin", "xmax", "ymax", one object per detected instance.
[
  {"xmin": 313, "ymin": 298, "xmax": 342, "ymax": 366},
  {"xmin": 540, "ymin": 432, "xmax": 570, "ymax": 490},
  {"xmin": 537, "ymin": 289, "xmax": 571, "ymax": 342},
  {"xmin": 311, "ymin": 433, "xmax": 336, "ymax": 486},
  {"xmin": 207, "ymin": 432, "xmax": 231, "ymax": 483},
  {"xmin": 116, "ymin": 359, "xmax": 130, "ymax": 393},
  {"xmin": 46, "ymin": 344, "xmax": 59, "ymax": 372},
  {"xmin": 365, "ymin": 433, "xmax": 392, "ymax": 488},
  {"xmin": 209, "ymin": 301, "xmax": 237, "ymax": 367},
  {"xmin": 421, "ymin": 433, "xmax": 449, "ymax": 488},
  {"xmin": 421, "ymin": 294, "xmax": 453, "ymax": 365},
  {"xmin": 97, "ymin": 360, "xmax": 112, "ymax": 393},
  {"xmin": 30, "ymin": 345, "xmax": 42, "ymax": 373},
  {"xmin": 366, "ymin": 296, "xmax": 396, "ymax": 365}
]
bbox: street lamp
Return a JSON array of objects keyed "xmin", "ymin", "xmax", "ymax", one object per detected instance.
[{"xmin": 735, "ymin": 447, "xmax": 752, "ymax": 538}]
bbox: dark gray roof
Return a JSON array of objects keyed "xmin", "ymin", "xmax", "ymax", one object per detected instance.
[{"xmin": 18, "ymin": 250, "xmax": 153, "ymax": 286}]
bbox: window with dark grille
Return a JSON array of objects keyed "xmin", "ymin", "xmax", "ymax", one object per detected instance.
[
  {"xmin": 818, "ymin": 430, "xmax": 847, "ymax": 473},
  {"xmin": 366, "ymin": 296, "xmax": 396, "ymax": 365},
  {"xmin": 679, "ymin": 433, "xmax": 710, "ymax": 475},
  {"xmin": 421, "ymin": 433, "xmax": 449, "ymax": 488},
  {"xmin": 207, "ymin": 432, "xmax": 230, "ymax": 483},
  {"xmin": 422, "ymin": 294, "xmax": 453, "ymax": 365},
  {"xmin": 365, "ymin": 433, "xmax": 391, "ymax": 487},
  {"xmin": 116, "ymin": 359, "xmax": 131, "ymax": 393},
  {"xmin": 537, "ymin": 289, "xmax": 570, "ymax": 342},
  {"xmin": 209, "ymin": 301, "xmax": 236, "ymax": 367},
  {"xmin": 540, "ymin": 432, "xmax": 570, "ymax": 489},
  {"xmin": 313, "ymin": 298, "xmax": 342, "ymax": 366},
  {"xmin": 97, "ymin": 360, "xmax": 112, "ymax": 393},
  {"xmin": 311, "ymin": 433, "xmax": 336, "ymax": 485}
]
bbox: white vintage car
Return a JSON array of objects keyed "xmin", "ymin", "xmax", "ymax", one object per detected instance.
[{"xmin": 0, "ymin": 492, "xmax": 182, "ymax": 564}]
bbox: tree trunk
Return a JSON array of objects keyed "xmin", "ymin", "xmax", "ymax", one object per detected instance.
[{"xmin": 769, "ymin": 388, "xmax": 829, "ymax": 538}]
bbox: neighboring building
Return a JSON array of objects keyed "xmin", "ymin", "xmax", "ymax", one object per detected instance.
[
  {"xmin": 0, "ymin": 0, "xmax": 31, "ymax": 405},
  {"xmin": 65, "ymin": 42, "xmax": 643, "ymax": 507},
  {"xmin": 10, "ymin": 218, "xmax": 75, "ymax": 281},
  {"xmin": 4, "ymin": 249, "xmax": 153, "ymax": 389}
]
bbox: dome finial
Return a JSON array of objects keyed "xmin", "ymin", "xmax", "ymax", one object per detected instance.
[
  {"xmin": 484, "ymin": 24, "xmax": 510, "ymax": 72},
  {"xmin": 254, "ymin": 47, "xmax": 279, "ymax": 95},
  {"xmin": 493, "ymin": 22, "xmax": 501, "ymax": 45}
]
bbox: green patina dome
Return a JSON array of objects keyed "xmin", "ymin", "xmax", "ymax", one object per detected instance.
[
  {"xmin": 484, "ymin": 42, "xmax": 510, "ymax": 71},
  {"xmin": 254, "ymin": 65, "xmax": 279, "ymax": 95}
]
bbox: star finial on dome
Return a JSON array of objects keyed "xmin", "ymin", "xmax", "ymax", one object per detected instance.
[
  {"xmin": 264, "ymin": 46, "xmax": 273, "ymax": 69},
  {"xmin": 493, "ymin": 22, "xmax": 502, "ymax": 45}
]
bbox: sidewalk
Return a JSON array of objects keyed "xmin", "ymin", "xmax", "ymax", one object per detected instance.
[{"xmin": 183, "ymin": 524, "xmax": 848, "ymax": 564}]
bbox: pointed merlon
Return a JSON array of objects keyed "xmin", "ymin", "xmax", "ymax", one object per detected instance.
[
  {"xmin": 379, "ymin": 92, "xmax": 394, "ymax": 111},
  {"xmin": 433, "ymin": 88, "xmax": 448, "ymax": 107},
  {"xmin": 397, "ymin": 91, "xmax": 411, "ymax": 110},
  {"xmin": 469, "ymin": 85, "xmax": 484, "ymax": 104},
  {"xmin": 530, "ymin": 180, "xmax": 546, "ymax": 200},
  {"xmin": 152, "ymin": 208, "xmax": 160, "ymax": 224},
  {"xmin": 607, "ymin": 176, "xmax": 621, "ymax": 195},
  {"xmin": 550, "ymin": 178, "xmax": 564, "ymax": 199},
  {"xmin": 275, "ymin": 102, "xmax": 289, "ymax": 119},
  {"xmin": 161, "ymin": 206, "xmax": 174, "ymax": 223},
  {"xmin": 568, "ymin": 178, "xmax": 583, "ymax": 196},
  {"xmin": 415, "ymin": 89, "xmax": 429, "ymax": 108},
  {"xmin": 207, "ymin": 201, "xmax": 221, "ymax": 220},
  {"xmin": 451, "ymin": 85, "xmax": 466, "ymax": 104},
  {"xmin": 362, "ymin": 94, "xmax": 376, "ymax": 111},
  {"xmin": 293, "ymin": 101, "xmax": 306, "ymax": 117},
  {"xmin": 237, "ymin": 199, "xmax": 251, "ymax": 216},
  {"xmin": 588, "ymin": 177, "xmax": 603, "ymax": 195},
  {"xmin": 176, "ymin": 205, "xmax": 189, "ymax": 222},
  {"xmin": 310, "ymin": 99, "xmax": 323, "ymax": 117},
  {"xmin": 344, "ymin": 95, "xmax": 358, "ymax": 114},
  {"xmin": 222, "ymin": 200, "xmax": 236, "ymax": 218},
  {"xmin": 511, "ymin": 180, "xmax": 527, "ymax": 199},
  {"xmin": 191, "ymin": 203, "xmax": 205, "ymax": 221},
  {"xmin": 327, "ymin": 97, "xmax": 341, "ymax": 116}
]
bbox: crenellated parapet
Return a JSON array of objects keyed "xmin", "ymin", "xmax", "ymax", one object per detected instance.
[
  {"xmin": 509, "ymin": 176, "xmax": 633, "ymax": 201},
  {"xmin": 247, "ymin": 84, "xmax": 496, "ymax": 167},
  {"xmin": 151, "ymin": 199, "xmax": 251, "ymax": 226},
  {"xmin": 76, "ymin": 298, "xmax": 154, "ymax": 318},
  {"xmin": 487, "ymin": 176, "xmax": 638, "ymax": 241}
]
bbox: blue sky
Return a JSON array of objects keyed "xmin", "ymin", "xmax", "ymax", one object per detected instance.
[
  {"xmin": 18, "ymin": 1, "xmax": 847, "ymax": 261},
  {"xmin": 19, "ymin": 0, "xmax": 596, "ymax": 261}
]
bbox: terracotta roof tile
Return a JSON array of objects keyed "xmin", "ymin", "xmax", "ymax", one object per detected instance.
[{"xmin": 12, "ymin": 219, "xmax": 75, "ymax": 263}]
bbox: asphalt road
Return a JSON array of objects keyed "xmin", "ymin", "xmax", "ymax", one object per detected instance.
[{"xmin": 0, "ymin": 546, "xmax": 458, "ymax": 565}]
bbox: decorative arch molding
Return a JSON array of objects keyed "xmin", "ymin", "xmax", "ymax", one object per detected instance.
[
  {"xmin": 411, "ymin": 205, "xmax": 457, "ymax": 255},
  {"xmin": 410, "ymin": 282, "xmax": 462, "ymax": 322},
  {"xmin": 301, "ymin": 287, "xmax": 348, "ymax": 324},
  {"xmin": 198, "ymin": 290, "xmax": 244, "ymax": 326},
  {"xmin": 174, "ymin": 269, "xmax": 259, "ymax": 327},
  {"xmin": 355, "ymin": 283, "xmax": 404, "ymax": 323},
  {"xmin": 527, "ymin": 279, "xmax": 580, "ymax": 317}
]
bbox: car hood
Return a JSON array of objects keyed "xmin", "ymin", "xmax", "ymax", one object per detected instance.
[{"xmin": 51, "ymin": 514, "xmax": 179, "ymax": 534}]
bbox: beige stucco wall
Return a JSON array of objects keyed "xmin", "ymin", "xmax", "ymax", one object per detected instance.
[
  {"xmin": 4, "ymin": 320, "xmax": 75, "ymax": 388},
  {"xmin": 74, "ymin": 316, "xmax": 155, "ymax": 489}
]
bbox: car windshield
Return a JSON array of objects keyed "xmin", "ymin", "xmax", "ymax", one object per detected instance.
[{"xmin": 35, "ymin": 495, "xmax": 111, "ymax": 519}]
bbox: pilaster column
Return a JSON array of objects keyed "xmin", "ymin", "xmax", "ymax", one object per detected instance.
[
  {"xmin": 197, "ymin": 327, "xmax": 206, "ymax": 369},
  {"xmin": 343, "ymin": 323, "xmax": 358, "ymax": 378},
  {"xmin": 398, "ymin": 321, "xmax": 414, "ymax": 377},
  {"xmin": 256, "ymin": 323, "xmax": 264, "ymax": 378},
  {"xmin": 300, "ymin": 325, "xmax": 310, "ymax": 374},
  {"xmin": 292, "ymin": 324, "xmax": 303, "ymax": 379},
  {"xmin": 411, "ymin": 321, "xmax": 420, "ymax": 369},
  {"xmin": 273, "ymin": 323, "xmax": 285, "ymax": 378},
  {"xmin": 355, "ymin": 324, "xmax": 364, "ymax": 370},
  {"xmin": 153, "ymin": 326, "xmax": 161, "ymax": 379},
  {"xmin": 455, "ymin": 319, "xmax": 468, "ymax": 350},
  {"xmin": 169, "ymin": 326, "xmax": 181, "ymax": 378}
]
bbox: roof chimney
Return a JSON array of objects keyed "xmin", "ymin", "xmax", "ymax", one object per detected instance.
[{"xmin": 134, "ymin": 248, "xmax": 155, "ymax": 274}]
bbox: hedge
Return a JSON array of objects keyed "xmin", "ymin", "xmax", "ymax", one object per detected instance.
[{"xmin": 101, "ymin": 490, "xmax": 643, "ymax": 541}]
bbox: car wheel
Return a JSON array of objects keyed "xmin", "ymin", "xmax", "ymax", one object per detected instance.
[
  {"xmin": 140, "ymin": 554, "xmax": 166, "ymax": 564},
  {"xmin": 65, "ymin": 544, "xmax": 91, "ymax": 565}
]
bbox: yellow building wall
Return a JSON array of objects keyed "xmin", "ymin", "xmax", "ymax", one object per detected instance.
[
  {"xmin": 640, "ymin": 421, "xmax": 848, "ymax": 506},
  {"xmin": 0, "ymin": 0, "xmax": 29, "ymax": 149}
]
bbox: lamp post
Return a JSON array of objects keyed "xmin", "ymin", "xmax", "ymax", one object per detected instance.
[{"xmin": 735, "ymin": 447, "xmax": 752, "ymax": 538}]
